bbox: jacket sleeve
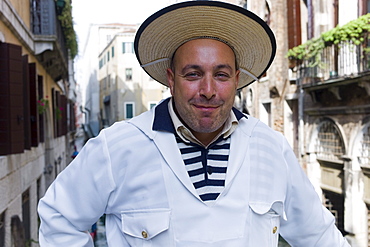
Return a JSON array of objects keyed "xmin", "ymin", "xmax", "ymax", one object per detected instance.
[
  {"xmin": 38, "ymin": 130, "xmax": 116, "ymax": 246},
  {"xmin": 280, "ymin": 136, "xmax": 350, "ymax": 247}
]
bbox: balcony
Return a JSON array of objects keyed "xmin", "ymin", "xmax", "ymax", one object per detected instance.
[
  {"xmin": 296, "ymin": 34, "xmax": 370, "ymax": 88},
  {"xmin": 31, "ymin": 0, "xmax": 68, "ymax": 81},
  {"xmin": 292, "ymin": 34, "xmax": 370, "ymax": 115}
]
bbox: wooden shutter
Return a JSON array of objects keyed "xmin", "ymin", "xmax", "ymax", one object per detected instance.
[
  {"xmin": 53, "ymin": 89, "xmax": 63, "ymax": 137},
  {"xmin": 38, "ymin": 75, "xmax": 45, "ymax": 142},
  {"xmin": 29, "ymin": 63, "xmax": 39, "ymax": 146},
  {"xmin": 287, "ymin": 0, "xmax": 302, "ymax": 50},
  {"xmin": 56, "ymin": 90, "xmax": 62, "ymax": 137},
  {"xmin": 68, "ymin": 99, "xmax": 76, "ymax": 132},
  {"xmin": 0, "ymin": 42, "xmax": 24, "ymax": 155},
  {"xmin": 23, "ymin": 55, "xmax": 31, "ymax": 150},
  {"xmin": 60, "ymin": 94, "xmax": 67, "ymax": 135}
]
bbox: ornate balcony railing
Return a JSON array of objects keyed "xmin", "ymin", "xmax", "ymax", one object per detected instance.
[
  {"xmin": 31, "ymin": 0, "xmax": 68, "ymax": 81},
  {"xmin": 296, "ymin": 33, "xmax": 370, "ymax": 85}
]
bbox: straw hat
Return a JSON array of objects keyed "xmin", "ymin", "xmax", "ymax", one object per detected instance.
[{"xmin": 134, "ymin": 0, "xmax": 276, "ymax": 89}]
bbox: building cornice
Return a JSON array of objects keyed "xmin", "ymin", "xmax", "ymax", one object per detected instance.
[{"xmin": 0, "ymin": 0, "xmax": 34, "ymax": 52}]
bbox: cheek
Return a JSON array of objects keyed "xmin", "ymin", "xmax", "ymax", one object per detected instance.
[
  {"xmin": 219, "ymin": 84, "xmax": 237, "ymax": 100},
  {"xmin": 174, "ymin": 82, "xmax": 198, "ymax": 99}
]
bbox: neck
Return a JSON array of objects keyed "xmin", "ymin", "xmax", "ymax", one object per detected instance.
[{"xmin": 192, "ymin": 126, "xmax": 224, "ymax": 147}]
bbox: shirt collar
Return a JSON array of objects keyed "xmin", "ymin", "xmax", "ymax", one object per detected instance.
[{"xmin": 152, "ymin": 97, "xmax": 247, "ymax": 143}]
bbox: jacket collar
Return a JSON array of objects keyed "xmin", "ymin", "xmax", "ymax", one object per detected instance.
[{"xmin": 152, "ymin": 97, "xmax": 247, "ymax": 133}]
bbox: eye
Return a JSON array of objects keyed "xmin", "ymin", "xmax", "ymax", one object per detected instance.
[
  {"xmin": 215, "ymin": 72, "xmax": 231, "ymax": 81},
  {"xmin": 183, "ymin": 71, "xmax": 202, "ymax": 80}
]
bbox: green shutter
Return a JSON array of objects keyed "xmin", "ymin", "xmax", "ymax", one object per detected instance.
[{"xmin": 126, "ymin": 103, "xmax": 133, "ymax": 118}]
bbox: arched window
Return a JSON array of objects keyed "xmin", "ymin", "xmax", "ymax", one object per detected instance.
[
  {"xmin": 315, "ymin": 120, "xmax": 345, "ymax": 161},
  {"xmin": 359, "ymin": 124, "xmax": 370, "ymax": 167}
]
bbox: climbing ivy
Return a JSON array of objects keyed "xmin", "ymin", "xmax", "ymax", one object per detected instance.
[
  {"xmin": 57, "ymin": 0, "xmax": 78, "ymax": 59},
  {"xmin": 287, "ymin": 13, "xmax": 370, "ymax": 66}
]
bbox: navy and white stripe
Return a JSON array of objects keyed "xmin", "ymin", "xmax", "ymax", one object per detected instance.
[{"xmin": 176, "ymin": 136, "xmax": 231, "ymax": 203}]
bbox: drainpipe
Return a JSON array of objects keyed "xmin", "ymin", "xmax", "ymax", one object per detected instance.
[
  {"xmin": 298, "ymin": 0, "xmax": 313, "ymax": 163},
  {"xmin": 307, "ymin": 0, "xmax": 314, "ymax": 39}
]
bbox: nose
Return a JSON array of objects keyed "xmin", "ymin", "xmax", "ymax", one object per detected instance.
[{"xmin": 199, "ymin": 74, "xmax": 216, "ymax": 100}]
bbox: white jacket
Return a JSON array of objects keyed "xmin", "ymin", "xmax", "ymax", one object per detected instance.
[{"xmin": 38, "ymin": 99, "xmax": 350, "ymax": 246}]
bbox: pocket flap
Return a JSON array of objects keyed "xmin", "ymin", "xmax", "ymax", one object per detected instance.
[
  {"xmin": 121, "ymin": 208, "xmax": 171, "ymax": 240},
  {"xmin": 249, "ymin": 201, "xmax": 286, "ymax": 220}
]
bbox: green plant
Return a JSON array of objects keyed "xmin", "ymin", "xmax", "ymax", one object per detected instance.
[
  {"xmin": 26, "ymin": 239, "xmax": 39, "ymax": 247},
  {"xmin": 37, "ymin": 96, "xmax": 49, "ymax": 114},
  {"xmin": 287, "ymin": 13, "xmax": 370, "ymax": 66},
  {"xmin": 56, "ymin": 107, "xmax": 63, "ymax": 120},
  {"xmin": 57, "ymin": 0, "xmax": 78, "ymax": 58}
]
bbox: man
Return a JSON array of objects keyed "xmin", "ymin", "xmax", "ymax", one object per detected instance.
[{"xmin": 38, "ymin": 1, "xmax": 350, "ymax": 246}]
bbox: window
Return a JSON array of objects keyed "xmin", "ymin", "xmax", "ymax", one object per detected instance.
[
  {"xmin": 22, "ymin": 189, "xmax": 30, "ymax": 242},
  {"xmin": 124, "ymin": 102, "xmax": 135, "ymax": 119},
  {"xmin": 0, "ymin": 42, "xmax": 47, "ymax": 155},
  {"xmin": 0, "ymin": 42, "xmax": 25, "ymax": 155},
  {"xmin": 125, "ymin": 68, "xmax": 132, "ymax": 81},
  {"xmin": 52, "ymin": 89, "xmax": 68, "ymax": 138},
  {"xmin": 260, "ymin": 102, "xmax": 271, "ymax": 127},
  {"xmin": 148, "ymin": 102, "xmax": 157, "ymax": 109},
  {"xmin": 112, "ymin": 46, "xmax": 115, "ymax": 57},
  {"xmin": 359, "ymin": 124, "xmax": 370, "ymax": 166},
  {"xmin": 107, "ymin": 51, "xmax": 110, "ymax": 62},
  {"xmin": 315, "ymin": 120, "xmax": 345, "ymax": 161},
  {"xmin": 287, "ymin": 0, "xmax": 301, "ymax": 50},
  {"xmin": 322, "ymin": 190, "xmax": 345, "ymax": 235},
  {"xmin": 122, "ymin": 42, "xmax": 134, "ymax": 53}
]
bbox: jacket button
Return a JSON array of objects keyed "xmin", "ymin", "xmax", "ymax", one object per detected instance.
[
  {"xmin": 272, "ymin": 226, "xmax": 278, "ymax": 234},
  {"xmin": 142, "ymin": 231, "xmax": 148, "ymax": 238}
]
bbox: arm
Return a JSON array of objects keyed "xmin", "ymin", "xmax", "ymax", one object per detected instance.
[
  {"xmin": 280, "ymin": 137, "xmax": 350, "ymax": 247},
  {"xmin": 38, "ymin": 130, "xmax": 116, "ymax": 246}
]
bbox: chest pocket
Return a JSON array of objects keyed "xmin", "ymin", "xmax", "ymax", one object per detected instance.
[
  {"xmin": 121, "ymin": 208, "xmax": 172, "ymax": 247},
  {"xmin": 248, "ymin": 201, "xmax": 285, "ymax": 247}
]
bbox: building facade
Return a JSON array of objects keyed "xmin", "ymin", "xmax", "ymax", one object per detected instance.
[
  {"xmin": 76, "ymin": 23, "xmax": 141, "ymax": 137},
  {"xmin": 0, "ymin": 0, "xmax": 77, "ymax": 246},
  {"xmin": 98, "ymin": 25, "xmax": 167, "ymax": 127}
]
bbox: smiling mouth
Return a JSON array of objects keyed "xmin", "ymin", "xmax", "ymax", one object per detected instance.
[{"xmin": 194, "ymin": 104, "xmax": 219, "ymax": 109}]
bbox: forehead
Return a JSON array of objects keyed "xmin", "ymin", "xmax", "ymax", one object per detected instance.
[{"xmin": 172, "ymin": 38, "xmax": 237, "ymax": 66}]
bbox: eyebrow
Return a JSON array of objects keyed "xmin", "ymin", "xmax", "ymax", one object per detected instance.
[
  {"xmin": 180, "ymin": 64, "xmax": 201, "ymax": 74},
  {"xmin": 215, "ymin": 64, "xmax": 233, "ymax": 71},
  {"xmin": 180, "ymin": 64, "xmax": 234, "ymax": 74}
]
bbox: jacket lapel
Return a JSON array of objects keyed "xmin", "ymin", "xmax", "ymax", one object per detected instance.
[
  {"xmin": 152, "ymin": 132, "xmax": 201, "ymax": 200},
  {"xmin": 224, "ymin": 116, "xmax": 259, "ymax": 189},
  {"xmin": 128, "ymin": 99, "xmax": 201, "ymax": 201}
]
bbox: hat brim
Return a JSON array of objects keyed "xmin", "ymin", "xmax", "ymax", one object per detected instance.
[{"xmin": 134, "ymin": 0, "xmax": 276, "ymax": 90}]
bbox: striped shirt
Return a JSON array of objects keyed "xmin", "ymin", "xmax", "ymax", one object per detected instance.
[
  {"xmin": 176, "ymin": 136, "xmax": 231, "ymax": 203},
  {"xmin": 168, "ymin": 98, "xmax": 235, "ymax": 203}
]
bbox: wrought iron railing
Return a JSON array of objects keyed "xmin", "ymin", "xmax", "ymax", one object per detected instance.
[
  {"xmin": 297, "ymin": 33, "xmax": 370, "ymax": 84},
  {"xmin": 31, "ymin": 0, "xmax": 68, "ymax": 61}
]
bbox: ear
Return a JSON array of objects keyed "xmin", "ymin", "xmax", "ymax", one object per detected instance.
[
  {"xmin": 166, "ymin": 68, "xmax": 175, "ymax": 95},
  {"xmin": 235, "ymin": 69, "xmax": 240, "ymax": 89}
]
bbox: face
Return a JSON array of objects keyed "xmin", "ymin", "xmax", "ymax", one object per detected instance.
[{"xmin": 167, "ymin": 39, "xmax": 240, "ymax": 141}]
